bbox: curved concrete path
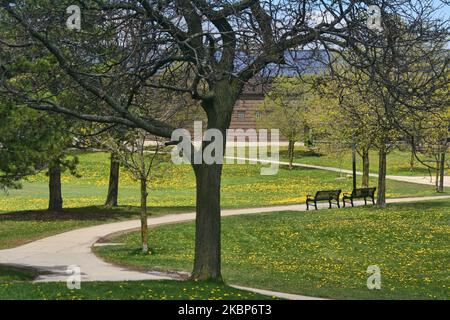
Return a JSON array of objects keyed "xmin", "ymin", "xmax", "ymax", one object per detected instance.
[
  {"xmin": 230, "ymin": 285, "xmax": 325, "ymax": 301},
  {"xmin": 1, "ymin": 195, "xmax": 449, "ymax": 300},
  {"xmin": 0, "ymin": 204, "xmax": 308, "ymax": 282}
]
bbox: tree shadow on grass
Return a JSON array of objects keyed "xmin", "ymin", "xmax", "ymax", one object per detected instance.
[
  {"xmin": 279, "ymin": 148, "xmax": 323, "ymax": 159},
  {"xmin": 387, "ymin": 200, "xmax": 450, "ymax": 210},
  {"xmin": 0, "ymin": 264, "xmax": 38, "ymax": 282},
  {"xmin": 0, "ymin": 205, "xmax": 196, "ymax": 222}
]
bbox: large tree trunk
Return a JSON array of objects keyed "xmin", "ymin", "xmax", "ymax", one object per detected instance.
[
  {"xmin": 105, "ymin": 153, "xmax": 120, "ymax": 207},
  {"xmin": 189, "ymin": 81, "xmax": 239, "ymax": 281},
  {"xmin": 304, "ymin": 126, "xmax": 313, "ymax": 148},
  {"xmin": 190, "ymin": 84, "xmax": 234, "ymax": 281},
  {"xmin": 288, "ymin": 139, "xmax": 295, "ymax": 169},
  {"xmin": 191, "ymin": 163, "xmax": 223, "ymax": 281},
  {"xmin": 362, "ymin": 149, "xmax": 370, "ymax": 188},
  {"xmin": 435, "ymin": 157, "xmax": 440, "ymax": 192},
  {"xmin": 376, "ymin": 145, "xmax": 387, "ymax": 208},
  {"xmin": 351, "ymin": 143, "xmax": 357, "ymax": 190},
  {"xmin": 48, "ymin": 160, "xmax": 63, "ymax": 211},
  {"xmin": 409, "ymin": 149, "xmax": 415, "ymax": 172},
  {"xmin": 438, "ymin": 151, "xmax": 445, "ymax": 193},
  {"xmin": 140, "ymin": 177, "xmax": 149, "ymax": 253}
]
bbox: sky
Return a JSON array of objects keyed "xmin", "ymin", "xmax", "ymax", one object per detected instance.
[
  {"xmin": 433, "ymin": 1, "xmax": 449, "ymax": 48},
  {"xmin": 434, "ymin": 1, "xmax": 450, "ymax": 18}
]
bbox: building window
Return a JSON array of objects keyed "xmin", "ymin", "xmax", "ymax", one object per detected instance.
[
  {"xmin": 255, "ymin": 111, "xmax": 261, "ymax": 119},
  {"xmin": 237, "ymin": 111, "xmax": 246, "ymax": 120}
]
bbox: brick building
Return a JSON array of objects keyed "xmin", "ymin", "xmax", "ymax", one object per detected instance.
[
  {"xmin": 228, "ymin": 50, "xmax": 327, "ymax": 141},
  {"xmin": 229, "ymin": 82, "xmax": 266, "ymax": 133}
]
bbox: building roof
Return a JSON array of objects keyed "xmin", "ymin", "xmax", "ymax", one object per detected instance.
[{"xmin": 233, "ymin": 49, "xmax": 329, "ymax": 76}]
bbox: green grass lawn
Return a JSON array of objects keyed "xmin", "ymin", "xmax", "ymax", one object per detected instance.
[
  {"xmin": 0, "ymin": 263, "xmax": 271, "ymax": 300},
  {"xmin": 1, "ymin": 151, "xmax": 447, "ymax": 213},
  {"xmin": 0, "ymin": 265, "xmax": 37, "ymax": 282},
  {"xmin": 0, "ymin": 206, "xmax": 194, "ymax": 249},
  {"xmin": 279, "ymin": 146, "xmax": 449, "ymax": 177},
  {"xmin": 0, "ymin": 277, "xmax": 271, "ymax": 300},
  {"xmin": 95, "ymin": 200, "xmax": 450, "ymax": 300},
  {"xmin": 0, "ymin": 151, "xmax": 448, "ymax": 250}
]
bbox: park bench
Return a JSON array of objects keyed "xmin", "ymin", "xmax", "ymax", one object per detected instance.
[
  {"xmin": 342, "ymin": 187, "xmax": 376, "ymax": 207},
  {"xmin": 306, "ymin": 190, "xmax": 341, "ymax": 210}
]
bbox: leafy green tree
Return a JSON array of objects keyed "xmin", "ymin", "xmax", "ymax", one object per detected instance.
[
  {"xmin": 94, "ymin": 128, "xmax": 167, "ymax": 253},
  {"xmin": 0, "ymin": 99, "xmax": 78, "ymax": 211},
  {"xmin": 335, "ymin": 80, "xmax": 377, "ymax": 188},
  {"xmin": 408, "ymin": 107, "xmax": 449, "ymax": 192},
  {"xmin": 0, "ymin": 101, "xmax": 51, "ymax": 190},
  {"xmin": 328, "ymin": 14, "xmax": 448, "ymax": 206},
  {"xmin": 1, "ymin": 0, "xmax": 446, "ymax": 280},
  {"xmin": 307, "ymin": 73, "xmax": 378, "ymax": 188},
  {"xmin": 257, "ymin": 77, "xmax": 314, "ymax": 168}
]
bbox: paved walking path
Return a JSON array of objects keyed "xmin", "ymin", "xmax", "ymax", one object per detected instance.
[
  {"xmin": 0, "ymin": 157, "xmax": 448, "ymax": 299},
  {"xmin": 230, "ymin": 285, "xmax": 326, "ymax": 301},
  {"xmin": 1, "ymin": 195, "xmax": 449, "ymax": 300},
  {"xmin": 0, "ymin": 205, "xmax": 308, "ymax": 283},
  {"xmin": 227, "ymin": 157, "xmax": 450, "ymax": 187}
]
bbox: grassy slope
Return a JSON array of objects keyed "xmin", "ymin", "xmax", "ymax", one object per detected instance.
[
  {"xmin": 0, "ymin": 279, "xmax": 272, "ymax": 300},
  {"xmin": 0, "ymin": 206, "xmax": 193, "ymax": 249},
  {"xmin": 279, "ymin": 147, "xmax": 450, "ymax": 177},
  {"xmin": 0, "ymin": 151, "xmax": 448, "ymax": 249},
  {"xmin": 0, "ymin": 260, "xmax": 271, "ymax": 301},
  {"xmin": 1, "ymin": 151, "xmax": 447, "ymax": 213},
  {"xmin": 95, "ymin": 200, "xmax": 450, "ymax": 300}
]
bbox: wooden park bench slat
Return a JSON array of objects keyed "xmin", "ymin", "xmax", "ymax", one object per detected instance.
[
  {"xmin": 343, "ymin": 187, "xmax": 376, "ymax": 207},
  {"xmin": 306, "ymin": 189, "xmax": 341, "ymax": 211}
]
